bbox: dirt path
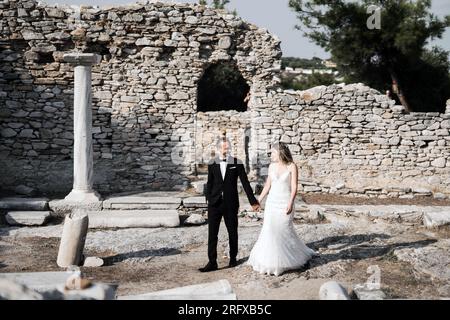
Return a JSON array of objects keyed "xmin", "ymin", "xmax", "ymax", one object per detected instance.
[{"xmin": 1, "ymin": 213, "xmax": 448, "ymax": 299}]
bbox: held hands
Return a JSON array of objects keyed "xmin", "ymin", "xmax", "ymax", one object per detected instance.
[{"xmin": 251, "ymin": 202, "xmax": 261, "ymax": 212}]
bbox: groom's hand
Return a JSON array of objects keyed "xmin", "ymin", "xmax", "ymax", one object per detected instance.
[{"xmin": 251, "ymin": 203, "xmax": 261, "ymax": 212}]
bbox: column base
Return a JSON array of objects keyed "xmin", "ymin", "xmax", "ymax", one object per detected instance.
[
  {"xmin": 64, "ymin": 189, "xmax": 102, "ymax": 202},
  {"xmin": 49, "ymin": 190, "xmax": 103, "ymax": 215}
]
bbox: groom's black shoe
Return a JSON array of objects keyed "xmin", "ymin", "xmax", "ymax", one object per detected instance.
[
  {"xmin": 199, "ymin": 262, "xmax": 218, "ymax": 272},
  {"xmin": 228, "ymin": 258, "xmax": 238, "ymax": 268}
]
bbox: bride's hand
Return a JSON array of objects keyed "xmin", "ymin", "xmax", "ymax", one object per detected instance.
[{"xmin": 285, "ymin": 203, "xmax": 293, "ymax": 215}]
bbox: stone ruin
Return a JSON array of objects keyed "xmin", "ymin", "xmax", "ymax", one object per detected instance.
[{"xmin": 1, "ymin": 0, "xmax": 450, "ymax": 199}]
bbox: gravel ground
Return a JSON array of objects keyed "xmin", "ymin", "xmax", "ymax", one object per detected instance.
[{"xmin": 1, "ymin": 207, "xmax": 449, "ymax": 299}]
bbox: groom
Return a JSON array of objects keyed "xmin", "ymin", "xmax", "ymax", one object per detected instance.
[{"xmin": 199, "ymin": 137, "xmax": 260, "ymax": 272}]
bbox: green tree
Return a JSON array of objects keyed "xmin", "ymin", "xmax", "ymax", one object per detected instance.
[
  {"xmin": 198, "ymin": 0, "xmax": 229, "ymax": 10},
  {"xmin": 288, "ymin": 0, "xmax": 450, "ymax": 112},
  {"xmin": 281, "ymin": 72, "xmax": 337, "ymax": 91},
  {"xmin": 212, "ymin": 0, "xmax": 230, "ymax": 9},
  {"xmin": 198, "ymin": 0, "xmax": 237, "ymax": 15},
  {"xmin": 282, "ymin": 56, "xmax": 328, "ymax": 69}
]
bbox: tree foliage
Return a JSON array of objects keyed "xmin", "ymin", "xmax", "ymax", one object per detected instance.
[
  {"xmin": 198, "ymin": 0, "xmax": 229, "ymax": 10},
  {"xmin": 282, "ymin": 56, "xmax": 328, "ymax": 69},
  {"xmin": 198, "ymin": 0, "xmax": 237, "ymax": 15},
  {"xmin": 281, "ymin": 72, "xmax": 337, "ymax": 91},
  {"xmin": 288, "ymin": 0, "xmax": 450, "ymax": 112}
]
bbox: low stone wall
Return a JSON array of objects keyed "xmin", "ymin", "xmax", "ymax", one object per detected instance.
[{"xmin": 250, "ymin": 84, "xmax": 450, "ymax": 198}]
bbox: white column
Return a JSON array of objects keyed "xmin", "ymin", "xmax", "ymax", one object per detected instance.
[{"xmin": 63, "ymin": 53, "xmax": 101, "ymax": 202}]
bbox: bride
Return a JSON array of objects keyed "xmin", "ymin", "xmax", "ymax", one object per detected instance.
[{"xmin": 247, "ymin": 142, "xmax": 316, "ymax": 276}]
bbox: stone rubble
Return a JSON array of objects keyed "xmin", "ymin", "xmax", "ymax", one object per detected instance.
[
  {"xmin": 83, "ymin": 256, "xmax": 105, "ymax": 267},
  {"xmin": 5, "ymin": 210, "xmax": 51, "ymax": 226}
]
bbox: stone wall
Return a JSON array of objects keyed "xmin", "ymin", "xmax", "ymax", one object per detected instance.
[
  {"xmin": 249, "ymin": 84, "xmax": 450, "ymax": 198},
  {"xmin": 1, "ymin": 0, "xmax": 449, "ymax": 199},
  {"xmin": 0, "ymin": 0, "xmax": 281, "ymax": 195},
  {"xmin": 195, "ymin": 110, "xmax": 251, "ymax": 170}
]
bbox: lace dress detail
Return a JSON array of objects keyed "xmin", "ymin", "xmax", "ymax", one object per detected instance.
[{"xmin": 246, "ymin": 165, "xmax": 315, "ymax": 276}]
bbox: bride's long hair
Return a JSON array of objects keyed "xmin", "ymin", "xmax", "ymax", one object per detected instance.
[{"xmin": 272, "ymin": 142, "xmax": 293, "ymax": 165}]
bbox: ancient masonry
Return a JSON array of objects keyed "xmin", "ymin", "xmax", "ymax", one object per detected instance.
[{"xmin": 1, "ymin": 0, "xmax": 450, "ymax": 198}]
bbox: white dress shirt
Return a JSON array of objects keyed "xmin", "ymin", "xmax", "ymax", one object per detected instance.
[{"xmin": 220, "ymin": 158, "xmax": 227, "ymax": 180}]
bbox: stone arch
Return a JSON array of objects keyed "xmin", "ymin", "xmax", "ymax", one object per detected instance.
[{"xmin": 196, "ymin": 61, "xmax": 250, "ymax": 112}]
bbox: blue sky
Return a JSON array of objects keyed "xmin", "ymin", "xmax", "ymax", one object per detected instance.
[{"xmin": 47, "ymin": 0, "xmax": 450, "ymax": 58}]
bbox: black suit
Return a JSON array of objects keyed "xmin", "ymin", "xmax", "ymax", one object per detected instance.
[{"xmin": 205, "ymin": 156, "xmax": 258, "ymax": 264}]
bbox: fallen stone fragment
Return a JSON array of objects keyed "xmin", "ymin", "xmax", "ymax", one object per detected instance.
[
  {"xmin": 352, "ymin": 285, "xmax": 386, "ymax": 300},
  {"xmin": 184, "ymin": 213, "xmax": 206, "ymax": 225},
  {"xmin": 0, "ymin": 278, "xmax": 44, "ymax": 300},
  {"xmin": 83, "ymin": 257, "xmax": 104, "ymax": 267},
  {"xmin": 423, "ymin": 211, "xmax": 450, "ymax": 228},
  {"xmin": 5, "ymin": 211, "xmax": 51, "ymax": 226},
  {"xmin": 118, "ymin": 279, "xmax": 236, "ymax": 300},
  {"xmin": 319, "ymin": 281, "xmax": 350, "ymax": 300}
]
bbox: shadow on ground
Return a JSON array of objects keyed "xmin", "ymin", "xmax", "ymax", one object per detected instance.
[
  {"xmin": 241, "ymin": 233, "xmax": 437, "ymax": 275},
  {"xmin": 102, "ymin": 248, "xmax": 182, "ymax": 266},
  {"xmin": 0, "ymin": 226, "xmax": 21, "ymax": 237},
  {"xmin": 306, "ymin": 234, "xmax": 437, "ymax": 269}
]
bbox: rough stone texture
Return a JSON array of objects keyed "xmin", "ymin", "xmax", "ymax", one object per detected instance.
[
  {"xmin": 184, "ymin": 213, "xmax": 206, "ymax": 225},
  {"xmin": 0, "ymin": 0, "xmax": 449, "ymax": 200},
  {"xmin": 118, "ymin": 279, "xmax": 236, "ymax": 300},
  {"xmin": 0, "ymin": 272, "xmax": 71, "ymax": 293},
  {"xmin": 0, "ymin": 198, "xmax": 48, "ymax": 211},
  {"xmin": 87, "ymin": 209, "xmax": 180, "ymax": 228},
  {"xmin": 0, "ymin": 0, "xmax": 280, "ymax": 195},
  {"xmin": 14, "ymin": 185, "xmax": 37, "ymax": 196},
  {"xmin": 394, "ymin": 240, "xmax": 450, "ymax": 283},
  {"xmin": 61, "ymin": 282, "xmax": 117, "ymax": 300},
  {"xmin": 48, "ymin": 199, "xmax": 103, "ymax": 216},
  {"xmin": 5, "ymin": 210, "xmax": 51, "ymax": 226},
  {"xmin": 102, "ymin": 195, "xmax": 181, "ymax": 210},
  {"xmin": 182, "ymin": 196, "xmax": 207, "ymax": 208},
  {"xmin": 0, "ymin": 278, "xmax": 44, "ymax": 300},
  {"xmin": 191, "ymin": 180, "xmax": 206, "ymax": 194},
  {"xmin": 316, "ymin": 204, "xmax": 450, "ymax": 225},
  {"xmin": 319, "ymin": 281, "xmax": 350, "ymax": 300},
  {"xmin": 352, "ymin": 286, "xmax": 386, "ymax": 300},
  {"xmin": 0, "ymin": 275, "xmax": 116, "ymax": 300},
  {"xmin": 83, "ymin": 256, "xmax": 104, "ymax": 267},
  {"xmin": 423, "ymin": 211, "xmax": 450, "ymax": 228},
  {"xmin": 1, "ymin": 200, "xmax": 449, "ymax": 299}
]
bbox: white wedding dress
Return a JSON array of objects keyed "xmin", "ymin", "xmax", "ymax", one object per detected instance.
[{"xmin": 247, "ymin": 165, "xmax": 315, "ymax": 276}]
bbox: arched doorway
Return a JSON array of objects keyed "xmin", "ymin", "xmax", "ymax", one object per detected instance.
[
  {"xmin": 197, "ymin": 62, "xmax": 250, "ymax": 112},
  {"xmin": 195, "ymin": 61, "xmax": 252, "ymax": 177}
]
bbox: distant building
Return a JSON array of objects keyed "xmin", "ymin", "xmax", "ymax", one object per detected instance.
[{"xmin": 323, "ymin": 59, "xmax": 337, "ymax": 68}]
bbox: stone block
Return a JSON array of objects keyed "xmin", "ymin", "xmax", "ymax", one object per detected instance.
[
  {"xmin": 5, "ymin": 211, "xmax": 51, "ymax": 226},
  {"xmin": 87, "ymin": 210, "xmax": 180, "ymax": 228}
]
